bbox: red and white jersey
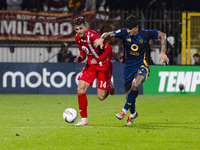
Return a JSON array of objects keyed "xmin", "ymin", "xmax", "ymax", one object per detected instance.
[{"xmin": 75, "ymin": 29, "xmax": 112, "ymax": 65}]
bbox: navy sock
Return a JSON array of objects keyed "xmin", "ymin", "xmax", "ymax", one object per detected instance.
[{"xmin": 124, "ymin": 89, "xmax": 139, "ymax": 113}]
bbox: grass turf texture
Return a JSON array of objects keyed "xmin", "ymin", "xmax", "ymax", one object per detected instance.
[{"xmin": 0, "ymin": 94, "xmax": 200, "ymax": 150}]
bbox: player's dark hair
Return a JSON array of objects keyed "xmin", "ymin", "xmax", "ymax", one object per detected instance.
[
  {"xmin": 73, "ymin": 17, "xmax": 86, "ymax": 26},
  {"xmin": 193, "ymin": 53, "xmax": 199, "ymax": 57},
  {"xmin": 125, "ymin": 15, "xmax": 139, "ymax": 29}
]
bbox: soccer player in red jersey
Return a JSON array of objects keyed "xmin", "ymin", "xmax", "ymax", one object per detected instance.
[{"xmin": 73, "ymin": 17, "xmax": 115, "ymax": 125}]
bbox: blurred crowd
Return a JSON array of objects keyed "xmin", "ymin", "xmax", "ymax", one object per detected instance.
[
  {"xmin": 0, "ymin": 0, "xmax": 199, "ymax": 65},
  {"xmin": 0, "ymin": 0, "xmax": 200, "ymax": 13}
]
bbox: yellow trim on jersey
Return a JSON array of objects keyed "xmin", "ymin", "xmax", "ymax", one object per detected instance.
[{"xmin": 143, "ymin": 53, "xmax": 148, "ymax": 66}]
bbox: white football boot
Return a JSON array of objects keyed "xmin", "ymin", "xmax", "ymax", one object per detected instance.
[
  {"xmin": 75, "ymin": 118, "xmax": 89, "ymax": 126},
  {"xmin": 125, "ymin": 111, "xmax": 138, "ymax": 125},
  {"xmin": 115, "ymin": 110, "xmax": 126, "ymax": 120}
]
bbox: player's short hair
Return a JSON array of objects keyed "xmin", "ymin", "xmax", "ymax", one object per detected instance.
[
  {"xmin": 73, "ymin": 17, "xmax": 86, "ymax": 26},
  {"xmin": 125, "ymin": 15, "xmax": 139, "ymax": 29}
]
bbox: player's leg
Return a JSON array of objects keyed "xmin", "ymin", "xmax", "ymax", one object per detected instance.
[
  {"xmin": 96, "ymin": 75, "xmax": 110, "ymax": 100},
  {"xmin": 97, "ymin": 88, "xmax": 108, "ymax": 101},
  {"xmin": 97, "ymin": 81, "xmax": 115, "ymax": 101},
  {"xmin": 116, "ymin": 75, "xmax": 144, "ymax": 120},
  {"xmin": 75, "ymin": 80, "xmax": 90, "ymax": 125},
  {"xmin": 108, "ymin": 62, "xmax": 115, "ymax": 95},
  {"xmin": 124, "ymin": 75, "xmax": 144, "ymax": 125},
  {"xmin": 109, "ymin": 80, "xmax": 115, "ymax": 95},
  {"xmin": 97, "ymin": 81, "xmax": 115, "ymax": 100},
  {"xmin": 96, "ymin": 64, "xmax": 115, "ymax": 100},
  {"xmin": 116, "ymin": 66, "xmax": 149, "ymax": 125},
  {"xmin": 75, "ymin": 67, "xmax": 96, "ymax": 125},
  {"xmin": 125, "ymin": 66, "xmax": 149, "ymax": 125}
]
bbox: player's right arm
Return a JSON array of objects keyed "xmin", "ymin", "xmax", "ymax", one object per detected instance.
[
  {"xmin": 157, "ymin": 30, "xmax": 169, "ymax": 65},
  {"xmin": 94, "ymin": 31, "xmax": 115, "ymax": 49},
  {"xmin": 74, "ymin": 48, "xmax": 86, "ymax": 62},
  {"xmin": 74, "ymin": 38, "xmax": 86, "ymax": 62},
  {"xmin": 74, "ymin": 53, "xmax": 86, "ymax": 62}
]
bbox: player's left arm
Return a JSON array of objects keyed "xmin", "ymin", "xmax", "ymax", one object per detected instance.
[{"xmin": 158, "ymin": 30, "xmax": 169, "ymax": 65}]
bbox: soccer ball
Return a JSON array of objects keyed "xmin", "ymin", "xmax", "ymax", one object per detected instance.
[{"xmin": 63, "ymin": 108, "xmax": 78, "ymax": 123}]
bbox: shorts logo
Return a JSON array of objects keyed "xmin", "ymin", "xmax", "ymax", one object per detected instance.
[{"xmin": 139, "ymin": 39, "xmax": 143, "ymax": 43}]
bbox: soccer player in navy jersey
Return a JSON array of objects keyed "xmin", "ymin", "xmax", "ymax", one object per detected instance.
[
  {"xmin": 73, "ymin": 17, "xmax": 115, "ymax": 125},
  {"xmin": 94, "ymin": 15, "xmax": 169, "ymax": 125}
]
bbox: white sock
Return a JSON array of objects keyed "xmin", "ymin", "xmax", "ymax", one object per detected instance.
[
  {"xmin": 81, "ymin": 118, "xmax": 88, "ymax": 122},
  {"xmin": 122, "ymin": 108, "xmax": 128, "ymax": 114},
  {"xmin": 130, "ymin": 111, "xmax": 136, "ymax": 117}
]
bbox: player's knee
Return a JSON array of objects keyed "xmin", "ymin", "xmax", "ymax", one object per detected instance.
[
  {"xmin": 132, "ymin": 84, "xmax": 139, "ymax": 90},
  {"xmin": 77, "ymin": 86, "xmax": 85, "ymax": 93},
  {"xmin": 132, "ymin": 81, "xmax": 141, "ymax": 90},
  {"xmin": 97, "ymin": 94, "xmax": 107, "ymax": 101},
  {"xmin": 77, "ymin": 87, "xmax": 81, "ymax": 93},
  {"xmin": 132, "ymin": 75, "xmax": 145, "ymax": 90}
]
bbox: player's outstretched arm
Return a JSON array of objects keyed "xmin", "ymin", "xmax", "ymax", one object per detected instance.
[
  {"xmin": 158, "ymin": 30, "xmax": 169, "ymax": 65},
  {"xmin": 94, "ymin": 31, "xmax": 115, "ymax": 49},
  {"xmin": 74, "ymin": 54, "xmax": 86, "ymax": 62}
]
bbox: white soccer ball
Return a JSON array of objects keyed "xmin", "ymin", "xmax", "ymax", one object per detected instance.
[{"xmin": 63, "ymin": 108, "xmax": 78, "ymax": 123}]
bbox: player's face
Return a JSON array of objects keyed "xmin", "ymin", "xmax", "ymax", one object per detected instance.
[
  {"xmin": 194, "ymin": 56, "xmax": 199, "ymax": 62},
  {"xmin": 126, "ymin": 26, "xmax": 138, "ymax": 36},
  {"xmin": 74, "ymin": 24, "xmax": 87, "ymax": 38}
]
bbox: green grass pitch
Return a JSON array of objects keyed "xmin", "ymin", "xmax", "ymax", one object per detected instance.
[{"xmin": 0, "ymin": 94, "xmax": 200, "ymax": 150}]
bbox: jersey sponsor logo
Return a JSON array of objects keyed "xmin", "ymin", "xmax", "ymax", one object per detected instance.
[
  {"xmin": 82, "ymin": 46, "xmax": 89, "ymax": 54},
  {"xmin": 139, "ymin": 39, "xmax": 143, "ymax": 43},
  {"xmin": 130, "ymin": 43, "xmax": 139, "ymax": 56},
  {"xmin": 130, "ymin": 51, "xmax": 139, "ymax": 56},
  {"xmin": 158, "ymin": 71, "xmax": 200, "ymax": 92},
  {"xmin": 131, "ymin": 44, "xmax": 138, "ymax": 51}
]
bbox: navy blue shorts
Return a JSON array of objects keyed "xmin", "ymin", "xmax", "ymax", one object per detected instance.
[{"xmin": 124, "ymin": 65, "xmax": 150, "ymax": 91}]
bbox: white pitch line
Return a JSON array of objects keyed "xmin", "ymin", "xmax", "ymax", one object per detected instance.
[{"xmin": 0, "ymin": 126, "xmax": 200, "ymax": 129}]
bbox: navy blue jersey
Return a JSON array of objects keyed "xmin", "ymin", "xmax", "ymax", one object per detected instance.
[{"xmin": 114, "ymin": 28, "xmax": 158, "ymax": 87}]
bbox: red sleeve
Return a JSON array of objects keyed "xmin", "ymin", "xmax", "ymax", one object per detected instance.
[
  {"xmin": 75, "ymin": 36, "xmax": 86, "ymax": 61},
  {"xmin": 90, "ymin": 30, "xmax": 101, "ymax": 41},
  {"xmin": 78, "ymin": 44, "xmax": 86, "ymax": 61},
  {"xmin": 97, "ymin": 43, "xmax": 112, "ymax": 62},
  {"xmin": 89, "ymin": 30, "xmax": 112, "ymax": 62}
]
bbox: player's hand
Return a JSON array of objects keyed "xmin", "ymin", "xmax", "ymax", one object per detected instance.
[
  {"xmin": 159, "ymin": 52, "xmax": 169, "ymax": 65},
  {"xmin": 90, "ymin": 58, "xmax": 98, "ymax": 64},
  {"xmin": 74, "ymin": 55, "xmax": 83, "ymax": 62},
  {"xmin": 94, "ymin": 38, "xmax": 104, "ymax": 49}
]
